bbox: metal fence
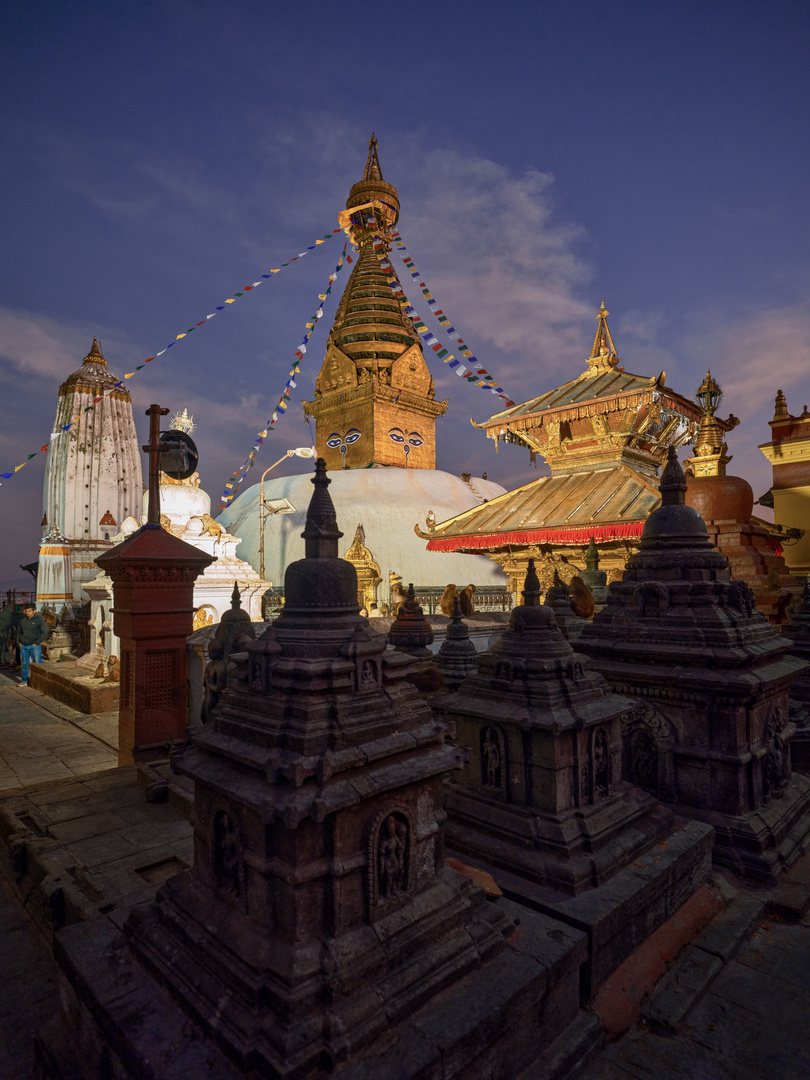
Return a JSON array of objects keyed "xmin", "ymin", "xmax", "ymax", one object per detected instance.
[{"xmin": 260, "ymin": 584, "xmax": 513, "ymax": 619}]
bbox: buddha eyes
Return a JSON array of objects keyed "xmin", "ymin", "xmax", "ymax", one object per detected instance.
[
  {"xmin": 387, "ymin": 428, "xmax": 423, "ymax": 447},
  {"xmin": 327, "ymin": 429, "xmax": 362, "ymax": 449}
]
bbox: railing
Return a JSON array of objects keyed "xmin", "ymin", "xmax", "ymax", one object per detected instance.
[{"xmin": 260, "ymin": 584, "xmax": 513, "ymax": 619}]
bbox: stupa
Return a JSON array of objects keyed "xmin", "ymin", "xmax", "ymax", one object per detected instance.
[
  {"xmin": 218, "ymin": 136, "xmax": 509, "ymax": 606},
  {"xmin": 42, "ymin": 337, "xmax": 143, "ymax": 598},
  {"xmin": 441, "ymin": 559, "xmax": 712, "ymax": 993},
  {"xmin": 45, "ymin": 460, "xmax": 588, "ymax": 1079},
  {"xmin": 577, "ymin": 448, "xmax": 810, "ymax": 884},
  {"xmin": 781, "ymin": 579, "xmax": 810, "ymax": 771}
]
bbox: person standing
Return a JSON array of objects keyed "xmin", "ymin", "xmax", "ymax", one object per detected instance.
[{"xmin": 17, "ymin": 604, "xmax": 47, "ymax": 686}]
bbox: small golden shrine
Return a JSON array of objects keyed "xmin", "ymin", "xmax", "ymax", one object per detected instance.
[
  {"xmin": 303, "ymin": 135, "xmax": 447, "ymax": 470},
  {"xmin": 343, "ymin": 523, "xmax": 381, "ymax": 610},
  {"xmin": 421, "ymin": 304, "xmax": 712, "ymax": 595}
]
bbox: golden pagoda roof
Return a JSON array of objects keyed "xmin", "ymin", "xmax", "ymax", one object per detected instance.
[
  {"xmin": 419, "ymin": 464, "xmax": 661, "ymax": 552},
  {"xmin": 59, "ymin": 336, "xmax": 130, "ymax": 399}
]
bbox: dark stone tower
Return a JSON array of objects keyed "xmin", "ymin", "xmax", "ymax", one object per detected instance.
[{"xmin": 578, "ymin": 448, "xmax": 810, "ymax": 884}]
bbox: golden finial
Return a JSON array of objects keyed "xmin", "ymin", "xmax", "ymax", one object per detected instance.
[
  {"xmin": 586, "ymin": 301, "xmax": 619, "ymax": 373},
  {"xmin": 83, "ymin": 337, "xmax": 107, "ymax": 365},
  {"xmin": 363, "ymin": 132, "xmax": 383, "ymax": 182}
]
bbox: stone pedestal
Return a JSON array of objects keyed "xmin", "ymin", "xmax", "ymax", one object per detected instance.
[
  {"xmin": 579, "ymin": 449, "xmax": 810, "ymax": 885},
  {"xmin": 442, "ymin": 559, "xmax": 712, "ymax": 995},
  {"xmin": 43, "ymin": 461, "xmax": 587, "ymax": 1080},
  {"xmin": 96, "ymin": 524, "xmax": 212, "ymax": 765}
]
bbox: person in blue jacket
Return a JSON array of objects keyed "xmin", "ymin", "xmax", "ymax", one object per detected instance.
[{"xmin": 17, "ymin": 604, "xmax": 48, "ymax": 685}]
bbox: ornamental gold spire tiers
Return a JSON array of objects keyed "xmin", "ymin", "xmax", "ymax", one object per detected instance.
[{"xmin": 303, "ymin": 135, "xmax": 447, "ymax": 470}]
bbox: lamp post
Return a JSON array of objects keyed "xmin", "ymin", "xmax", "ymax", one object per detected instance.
[{"xmin": 259, "ymin": 448, "xmax": 315, "ymax": 581}]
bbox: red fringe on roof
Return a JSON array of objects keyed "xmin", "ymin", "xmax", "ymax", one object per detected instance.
[{"xmin": 426, "ymin": 522, "xmax": 645, "ymax": 552}]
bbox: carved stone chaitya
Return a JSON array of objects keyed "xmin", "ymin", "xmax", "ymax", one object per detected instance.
[
  {"xmin": 444, "ymin": 559, "xmax": 679, "ymax": 896},
  {"xmin": 49, "ymin": 458, "xmax": 587, "ymax": 1080},
  {"xmin": 387, "ymin": 581, "xmax": 434, "ymax": 658},
  {"xmin": 578, "ymin": 448, "xmax": 810, "ymax": 885},
  {"xmin": 434, "ymin": 596, "xmax": 479, "ymax": 689},
  {"xmin": 442, "ymin": 557, "xmax": 712, "ymax": 993},
  {"xmin": 200, "ymin": 583, "xmax": 256, "ymax": 724}
]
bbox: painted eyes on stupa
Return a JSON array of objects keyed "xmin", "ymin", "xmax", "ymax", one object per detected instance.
[
  {"xmin": 387, "ymin": 428, "xmax": 423, "ymax": 447},
  {"xmin": 326, "ymin": 429, "xmax": 362, "ymax": 450}
]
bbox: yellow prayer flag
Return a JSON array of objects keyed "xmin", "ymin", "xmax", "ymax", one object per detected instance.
[
  {"xmin": 225, "ymin": 299, "xmax": 236, "ymax": 304},
  {"xmin": 176, "ymin": 333, "xmax": 186, "ymax": 340}
]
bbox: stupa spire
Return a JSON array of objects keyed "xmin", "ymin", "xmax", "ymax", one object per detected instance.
[
  {"xmin": 83, "ymin": 337, "xmax": 107, "ymax": 365},
  {"xmin": 363, "ymin": 132, "xmax": 383, "ymax": 182},
  {"xmin": 586, "ymin": 302, "xmax": 619, "ymax": 375},
  {"xmin": 303, "ymin": 137, "xmax": 448, "ymax": 470},
  {"xmin": 301, "ymin": 457, "xmax": 343, "ymax": 559}
]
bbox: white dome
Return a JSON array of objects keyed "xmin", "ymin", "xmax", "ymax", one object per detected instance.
[{"xmin": 217, "ymin": 467, "xmax": 507, "ymax": 591}]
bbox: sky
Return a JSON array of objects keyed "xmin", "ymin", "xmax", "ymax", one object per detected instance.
[{"xmin": 1, "ymin": 0, "xmax": 809, "ymax": 591}]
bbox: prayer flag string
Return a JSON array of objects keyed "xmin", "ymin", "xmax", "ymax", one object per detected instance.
[
  {"xmin": 0, "ymin": 228, "xmax": 343, "ymax": 487},
  {"xmin": 218, "ymin": 243, "xmax": 349, "ymax": 509},
  {"xmin": 372, "ymin": 238, "xmax": 515, "ymax": 407}
]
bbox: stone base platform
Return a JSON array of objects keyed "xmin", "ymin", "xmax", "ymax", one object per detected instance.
[
  {"xmin": 669, "ymin": 773, "xmax": 810, "ymax": 887},
  {"xmin": 37, "ymin": 896, "xmax": 587, "ymax": 1080},
  {"xmin": 28, "ymin": 660, "xmax": 119, "ymax": 715},
  {"xmin": 448, "ymin": 818, "xmax": 714, "ymax": 998}
]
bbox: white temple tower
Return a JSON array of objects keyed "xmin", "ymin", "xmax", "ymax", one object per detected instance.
[{"xmin": 43, "ymin": 337, "xmax": 143, "ymax": 599}]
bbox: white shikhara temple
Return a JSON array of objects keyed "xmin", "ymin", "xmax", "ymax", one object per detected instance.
[{"xmin": 43, "ymin": 338, "xmax": 143, "ymax": 598}]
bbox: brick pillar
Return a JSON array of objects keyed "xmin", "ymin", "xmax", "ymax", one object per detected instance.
[{"xmin": 96, "ymin": 524, "xmax": 212, "ymax": 765}]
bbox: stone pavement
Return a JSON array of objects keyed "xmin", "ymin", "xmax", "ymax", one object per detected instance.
[
  {"xmin": 0, "ymin": 668, "xmax": 117, "ymax": 794},
  {"xmin": 1, "ymin": 671, "xmax": 810, "ymax": 1079}
]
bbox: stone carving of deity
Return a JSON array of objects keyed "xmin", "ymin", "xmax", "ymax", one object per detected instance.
[
  {"xmin": 377, "ymin": 814, "xmax": 408, "ymax": 900},
  {"xmin": 213, "ymin": 809, "xmax": 243, "ymax": 902},
  {"xmin": 481, "ymin": 726, "xmax": 503, "ymax": 791},
  {"xmin": 594, "ymin": 728, "xmax": 610, "ymax": 797}
]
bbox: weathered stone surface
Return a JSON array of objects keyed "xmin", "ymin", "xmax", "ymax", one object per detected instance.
[
  {"xmin": 578, "ymin": 448, "xmax": 810, "ymax": 884},
  {"xmin": 40, "ymin": 460, "xmax": 585, "ymax": 1080},
  {"xmin": 40, "ymin": 900, "xmax": 585, "ymax": 1080},
  {"xmin": 27, "ymin": 660, "xmax": 119, "ymax": 715}
]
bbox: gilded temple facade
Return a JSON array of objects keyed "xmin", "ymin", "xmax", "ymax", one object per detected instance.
[{"xmin": 421, "ymin": 305, "xmax": 711, "ymax": 597}]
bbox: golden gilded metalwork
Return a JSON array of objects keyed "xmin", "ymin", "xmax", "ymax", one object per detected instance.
[
  {"xmin": 682, "ymin": 369, "xmax": 740, "ymax": 479},
  {"xmin": 343, "ymin": 523, "xmax": 381, "ymax": 610},
  {"xmin": 302, "ymin": 136, "xmax": 447, "ymax": 470}
]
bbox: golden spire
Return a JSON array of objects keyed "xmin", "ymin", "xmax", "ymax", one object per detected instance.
[
  {"xmin": 363, "ymin": 132, "xmax": 383, "ymax": 182},
  {"xmin": 585, "ymin": 302, "xmax": 619, "ymax": 375},
  {"xmin": 683, "ymin": 369, "xmax": 736, "ymax": 478},
  {"xmin": 83, "ymin": 337, "xmax": 107, "ymax": 365}
]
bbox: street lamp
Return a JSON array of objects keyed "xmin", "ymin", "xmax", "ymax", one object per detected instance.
[{"xmin": 259, "ymin": 448, "xmax": 315, "ymax": 581}]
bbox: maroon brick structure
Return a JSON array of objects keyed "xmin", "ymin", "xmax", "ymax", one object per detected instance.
[{"xmin": 96, "ymin": 524, "xmax": 211, "ymax": 764}]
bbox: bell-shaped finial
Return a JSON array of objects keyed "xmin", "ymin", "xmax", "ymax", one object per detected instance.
[
  {"xmin": 522, "ymin": 558, "xmax": 541, "ymax": 607},
  {"xmin": 301, "ymin": 458, "xmax": 343, "ymax": 559},
  {"xmin": 660, "ymin": 446, "xmax": 688, "ymax": 507}
]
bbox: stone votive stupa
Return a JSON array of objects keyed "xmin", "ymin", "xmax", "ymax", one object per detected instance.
[
  {"xmin": 434, "ymin": 596, "xmax": 479, "ymax": 689},
  {"xmin": 44, "ymin": 459, "xmax": 588, "ymax": 1080},
  {"xmin": 442, "ymin": 557, "xmax": 712, "ymax": 994},
  {"xmin": 578, "ymin": 447, "xmax": 810, "ymax": 884}
]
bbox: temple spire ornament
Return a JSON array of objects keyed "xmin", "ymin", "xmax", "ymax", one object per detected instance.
[
  {"xmin": 585, "ymin": 301, "xmax": 620, "ymax": 375},
  {"xmin": 682, "ymin": 370, "xmax": 739, "ymax": 479}
]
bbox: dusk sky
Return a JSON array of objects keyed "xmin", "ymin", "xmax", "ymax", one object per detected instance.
[{"xmin": 2, "ymin": 1, "xmax": 809, "ymax": 591}]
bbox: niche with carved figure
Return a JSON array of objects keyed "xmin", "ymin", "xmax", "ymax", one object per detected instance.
[
  {"xmin": 212, "ymin": 808, "xmax": 245, "ymax": 907},
  {"xmin": 368, "ymin": 809, "xmax": 410, "ymax": 912},
  {"xmin": 480, "ymin": 724, "xmax": 507, "ymax": 798},
  {"xmin": 620, "ymin": 704, "xmax": 676, "ymax": 800}
]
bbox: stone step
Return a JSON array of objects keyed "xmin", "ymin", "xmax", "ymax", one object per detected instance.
[
  {"xmin": 516, "ymin": 1011, "xmax": 604, "ymax": 1080},
  {"xmin": 641, "ymin": 890, "xmax": 765, "ymax": 1033}
]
